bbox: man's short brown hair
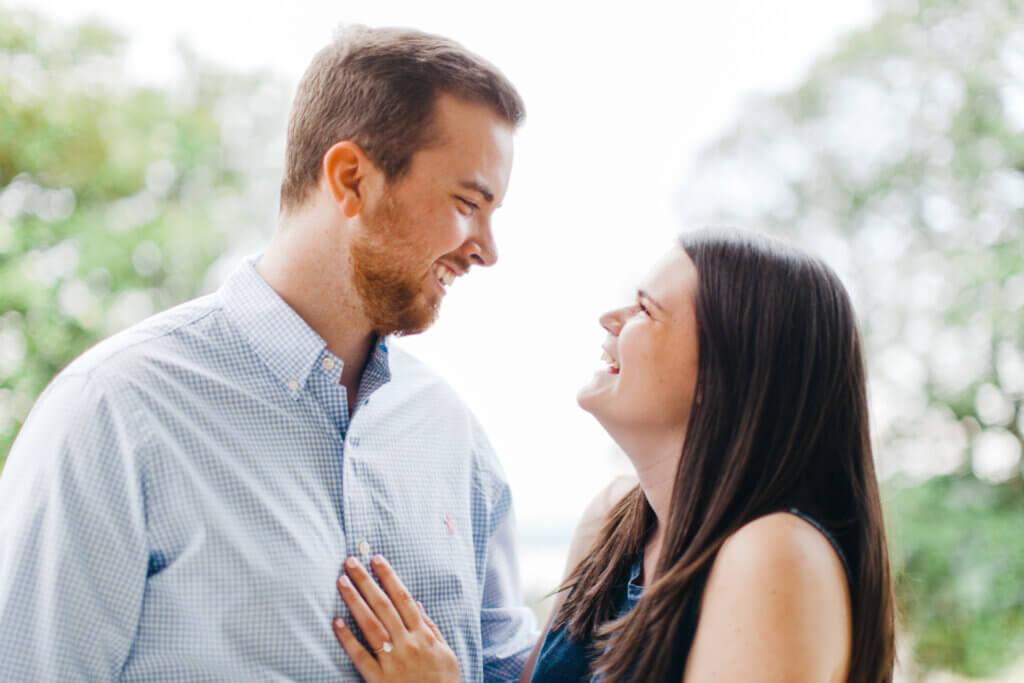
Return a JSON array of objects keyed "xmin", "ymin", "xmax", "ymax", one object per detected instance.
[{"xmin": 279, "ymin": 26, "xmax": 525, "ymax": 212}]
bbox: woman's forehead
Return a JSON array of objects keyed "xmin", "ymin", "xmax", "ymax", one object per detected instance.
[{"xmin": 638, "ymin": 246, "xmax": 697, "ymax": 310}]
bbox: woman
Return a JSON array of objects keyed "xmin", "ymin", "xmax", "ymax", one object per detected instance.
[{"xmin": 332, "ymin": 230, "xmax": 896, "ymax": 682}]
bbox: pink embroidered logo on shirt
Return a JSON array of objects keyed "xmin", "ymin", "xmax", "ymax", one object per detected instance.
[{"xmin": 444, "ymin": 513, "xmax": 455, "ymax": 536}]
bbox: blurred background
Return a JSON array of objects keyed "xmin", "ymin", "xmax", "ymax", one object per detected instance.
[{"xmin": 1, "ymin": 0, "xmax": 1022, "ymax": 679}]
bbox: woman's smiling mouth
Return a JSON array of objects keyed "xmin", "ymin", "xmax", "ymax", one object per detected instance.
[{"xmin": 601, "ymin": 349, "xmax": 620, "ymax": 374}]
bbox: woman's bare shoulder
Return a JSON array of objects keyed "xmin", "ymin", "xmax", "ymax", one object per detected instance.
[
  {"xmin": 718, "ymin": 512, "xmax": 848, "ymax": 578},
  {"xmin": 581, "ymin": 474, "xmax": 639, "ymax": 526},
  {"xmin": 683, "ymin": 512, "xmax": 852, "ymax": 681},
  {"xmin": 563, "ymin": 475, "xmax": 638, "ymax": 575}
]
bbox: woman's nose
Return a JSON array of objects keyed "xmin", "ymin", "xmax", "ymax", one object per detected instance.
[{"xmin": 599, "ymin": 309, "xmax": 624, "ymax": 335}]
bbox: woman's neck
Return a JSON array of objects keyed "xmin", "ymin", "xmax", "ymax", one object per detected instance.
[
  {"xmin": 626, "ymin": 430, "xmax": 683, "ymax": 516},
  {"xmin": 623, "ymin": 429, "xmax": 685, "ymax": 575}
]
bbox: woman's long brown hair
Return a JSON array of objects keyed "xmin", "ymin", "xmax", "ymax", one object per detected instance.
[{"xmin": 552, "ymin": 230, "xmax": 895, "ymax": 682}]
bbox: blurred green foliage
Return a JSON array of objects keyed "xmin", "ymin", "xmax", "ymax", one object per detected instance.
[
  {"xmin": 0, "ymin": 8, "xmax": 282, "ymax": 464},
  {"xmin": 680, "ymin": 0, "xmax": 1024, "ymax": 677},
  {"xmin": 886, "ymin": 475, "xmax": 1024, "ymax": 678}
]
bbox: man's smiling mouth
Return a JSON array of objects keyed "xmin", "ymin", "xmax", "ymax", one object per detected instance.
[{"xmin": 432, "ymin": 262, "xmax": 457, "ymax": 290}]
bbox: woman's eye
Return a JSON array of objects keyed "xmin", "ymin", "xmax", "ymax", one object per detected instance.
[{"xmin": 636, "ymin": 302, "xmax": 651, "ymax": 317}]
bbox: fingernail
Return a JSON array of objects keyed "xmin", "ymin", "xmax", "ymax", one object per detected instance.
[
  {"xmin": 371, "ymin": 555, "xmax": 383, "ymax": 566},
  {"xmin": 333, "ymin": 617, "xmax": 346, "ymax": 629},
  {"xmin": 345, "ymin": 557, "xmax": 358, "ymax": 569},
  {"xmin": 339, "ymin": 575, "xmax": 352, "ymax": 589}
]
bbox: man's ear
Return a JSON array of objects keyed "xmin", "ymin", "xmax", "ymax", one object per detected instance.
[{"xmin": 322, "ymin": 141, "xmax": 375, "ymax": 218}]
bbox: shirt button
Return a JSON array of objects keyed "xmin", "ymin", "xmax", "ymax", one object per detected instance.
[
  {"xmin": 359, "ymin": 540, "xmax": 370, "ymax": 557},
  {"xmin": 286, "ymin": 379, "xmax": 299, "ymax": 391},
  {"xmin": 321, "ymin": 357, "xmax": 335, "ymax": 370}
]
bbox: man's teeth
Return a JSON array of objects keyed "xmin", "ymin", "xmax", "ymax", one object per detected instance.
[
  {"xmin": 601, "ymin": 350, "xmax": 620, "ymax": 371},
  {"xmin": 433, "ymin": 263, "xmax": 456, "ymax": 288}
]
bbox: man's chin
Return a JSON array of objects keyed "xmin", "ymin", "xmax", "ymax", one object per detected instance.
[{"xmin": 374, "ymin": 300, "xmax": 439, "ymax": 337}]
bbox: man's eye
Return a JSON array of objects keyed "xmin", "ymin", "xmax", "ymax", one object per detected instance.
[
  {"xmin": 636, "ymin": 302, "xmax": 651, "ymax": 317},
  {"xmin": 456, "ymin": 197, "xmax": 479, "ymax": 213}
]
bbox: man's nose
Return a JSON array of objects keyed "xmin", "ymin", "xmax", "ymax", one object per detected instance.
[{"xmin": 465, "ymin": 220, "xmax": 497, "ymax": 267}]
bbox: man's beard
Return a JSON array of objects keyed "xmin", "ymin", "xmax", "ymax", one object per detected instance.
[{"xmin": 349, "ymin": 190, "xmax": 440, "ymax": 336}]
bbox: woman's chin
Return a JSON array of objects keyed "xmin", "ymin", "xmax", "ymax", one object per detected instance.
[{"xmin": 577, "ymin": 369, "xmax": 616, "ymax": 415}]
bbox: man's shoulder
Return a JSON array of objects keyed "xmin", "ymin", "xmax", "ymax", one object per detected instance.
[
  {"xmin": 386, "ymin": 343, "xmax": 471, "ymax": 410},
  {"xmin": 9, "ymin": 295, "xmax": 228, "ymax": 467},
  {"xmin": 60, "ymin": 292, "xmax": 226, "ymax": 386},
  {"xmin": 385, "ymin": 343, "xmax": 502, "ymax": 466}
]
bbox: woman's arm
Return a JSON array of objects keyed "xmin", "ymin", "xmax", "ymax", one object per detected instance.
[
  {"xmin": 681, "ymin": 512, "xmax": 853, "ymax": 683},
  {"xmin": 518, "ymin": 475, "xmax": 638, "ymax": 682}
]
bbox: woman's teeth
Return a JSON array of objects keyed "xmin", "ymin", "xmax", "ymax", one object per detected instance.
[
  {"xmin": 601, "ymin": 350, "xmax": 620, "ymax": 373},
  {"xmin": 433, "ymin": 263, "xmax": 456, "ymax": 289}
]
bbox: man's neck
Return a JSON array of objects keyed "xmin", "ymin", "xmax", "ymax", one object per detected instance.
[{"xmin": 256, "ymin": 206, "xmax": 375, "ymax": 409}]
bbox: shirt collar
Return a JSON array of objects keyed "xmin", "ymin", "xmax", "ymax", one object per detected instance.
[
  {"xmin": 220, "ymin": 256, "xmax": 393, "ymax": 398},
  {"xmin": 218, "ymin": 256, "xmax": 329, "ymax": 398},
  {"xmin": 358, "ymin": 337, "xmax": 392, "ymax": 399}
]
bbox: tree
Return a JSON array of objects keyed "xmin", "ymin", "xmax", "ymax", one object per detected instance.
[
  {"xmin": 678, "ymin": 0, "xmax": 1024, "ymax": 676},
  {"xmin": 0, "ymin": 8, "xmax": 286, "ymax": 464}
]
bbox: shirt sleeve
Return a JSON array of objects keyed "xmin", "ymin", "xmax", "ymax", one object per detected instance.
[
  {"xmin": 473, "ymin": 423, "xmax": 539, "ymax": 682},
  {"xmin": 0, "ymin": 369, "xmax": 149, "ymax": 680}
]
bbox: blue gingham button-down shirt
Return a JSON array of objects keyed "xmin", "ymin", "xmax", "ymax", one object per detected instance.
[{"xmin": 0, "ymin": 257, "xmax": 536, "ymax": 681}]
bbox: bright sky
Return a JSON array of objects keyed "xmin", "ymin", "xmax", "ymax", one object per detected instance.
[{"xmin": 34, "ymin": 0, "xmax": 878, "ymax": 591}]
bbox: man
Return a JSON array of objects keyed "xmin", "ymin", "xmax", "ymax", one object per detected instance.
[{"xmin": 0, "ymin": 26, "xmax": 535, "ymax": 681}]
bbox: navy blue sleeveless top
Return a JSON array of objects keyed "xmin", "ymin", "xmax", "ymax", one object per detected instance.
[{"xmin": 530, "ymin": 508, "xmax": 852, "ymax": 683}]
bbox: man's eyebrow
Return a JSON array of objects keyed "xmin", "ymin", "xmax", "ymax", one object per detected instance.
[
  {"xmin": 638, "ymin": 289, "xmax": 667, "ymax": 312},
  {"xmin": 458, "ymin": 180, "xmax": 494, "ymax": 204}
]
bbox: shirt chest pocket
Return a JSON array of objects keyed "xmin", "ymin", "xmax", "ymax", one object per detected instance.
[{"xmin": 341, "ymin": 449, "xmax": 482, "ymax": 620}]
